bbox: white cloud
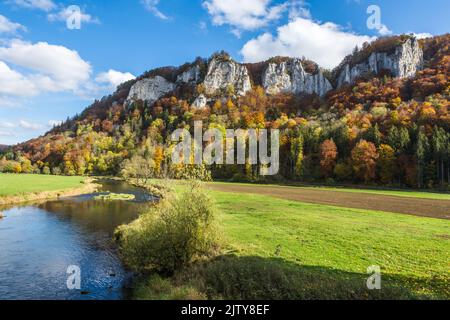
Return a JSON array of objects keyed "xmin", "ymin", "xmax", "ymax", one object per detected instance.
[
  {"xmin": 95, "ymin": 69, "xmax": 135, "ymax": 89},
  {"xmin": 0, "ymin": 40, "xmax": 92, "ymax": 96},
  {"xmin": 288, "ymin": 0, "xmax": 311, "ymax": 20},
  {"xmin": 19, "ymin": 119, "xmax": 43, "ymax": 130},
  {"xmin": 0, "ymin": 61, "xmax": 38, "ymax": 96},
  {"xmin": 141, "ymin": 0, "xmax": 170, "ymax": 20},
  {"xmin": 8, "ymin": 0, "xmax": 56, "ymax": 11},
  {"xmin": 241, "ymin": 17, "xmax": 374, "ymax": 69},
  {"xmin": 203, "ymin": 0, "xmax": 287, "ymax": 34},
  {"xmin": 47, "ymin": 6, "xmax": 100, "ymax": 25},
  {"xmin": 0, "ymin": 15, "xmax": 26, "ymax": 34}
]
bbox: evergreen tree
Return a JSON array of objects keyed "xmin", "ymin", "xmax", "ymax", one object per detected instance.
[
  {"xmin": 416, "ymin": 128, "xmax": 429, "ymax": 189},
  {"xmin": 432, "ymin": 126, "xmax": 447, "ymax": 185}
]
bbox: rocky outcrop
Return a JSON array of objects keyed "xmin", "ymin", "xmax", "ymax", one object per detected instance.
[
  {"xmin": 126, "ymin": 76, "xmax": 176, "ymax": 104},
  {"xmin": 337, "ymin": 37, "xmax": 423, "ymax": 87},
  {"xmin": 177, "ymin": 65, "xmax": 201, "ymax": 84},
  {"xmin": 263, "ymin": 59, "xmax": 332, "ymax": 97},
  {"xmin": 124, "ymin": 38, "xmax": 424, "ymax": 107},
  {"xmin": 203, "ymin": 57, "xmax": 252, "ymax": 96}
]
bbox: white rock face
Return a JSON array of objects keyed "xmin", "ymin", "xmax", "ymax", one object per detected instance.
[
  {"xmin": 126, "ymin": 76, "xmax": 176, "ymax": 104},
  {"xmin": 177, "ymin": 65, "xmax": 201, "ymax": 84},
  {"xmin": 192, "ymin": 94, "xmax": 208, "ymax": 109},
  {"xmin": 263, "ymin": 59, "xmax": 332, "ymax": 97},
  {"xmin": 337, "ymin": 37, "xmax": 423, "ymax": 87},
  {"xmin": 203, "ymin": 57, "xmax": 252, "ymax": 96}
]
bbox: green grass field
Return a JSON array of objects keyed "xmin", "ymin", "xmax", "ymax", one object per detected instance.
[
  {"xmin": 135, "ymin": 182, "xmax": 450, "ymax": 300},
  {"xmin": 0, "ymin": 173, "xmax": 86, "ymax": 197},
  {"xmin": 212, "ymin": 181, "xmax": 450, "ymax": 200}
]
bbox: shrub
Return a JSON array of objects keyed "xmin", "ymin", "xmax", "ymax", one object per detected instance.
[
  {"xmin": 0, "ymin": 160, "xmax": 21, "ymax": 173},
  {"xmin": 334, "ymin": 162, "xmax": 353, "ymax": 181},
  {"xmin": 42, "ymin": 166, "xmax": 51, "ymax": 175},
  {"xmin": 168, "ymin": 164, "xmax": 212, "ymax": 182},
  {"xmin": 115, "ymin": 182, "xmax": 219, "ymax": 274},
  {"xmin": 51, "ymin": 166, "xmax": 62, "ymax": 175},
  {"xmin": 120, "ymin": 154, "xmax": 156, "ymax": 187}
]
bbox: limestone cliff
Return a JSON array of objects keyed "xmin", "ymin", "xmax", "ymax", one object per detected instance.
[
  {"xmin": 203, "ymin": 56, "xmax": 252, "ymax": 96},
  {"xmin": 262, "ymin": 59, "xmax": 332, "ymax": 97},
  {"xmin": 126, "ymin": 76, "xmax": 176, "ymax": 104},
  {"xmin": 177, "ymin": 65, "xmax": 201, "ymax": 84},
  {"xmin": 337, "ymin": 37, "xmax": 423, "ymax": 87}
]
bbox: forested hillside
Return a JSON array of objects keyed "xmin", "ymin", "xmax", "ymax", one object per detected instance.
[{"xmin": 1, "ymin": 34, "xmax": 449, "ymax": 189}]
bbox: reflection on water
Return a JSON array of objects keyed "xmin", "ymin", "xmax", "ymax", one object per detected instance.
[{"xmin": 0, "ymin": 179, "xmax": 153, "ymax": 300}]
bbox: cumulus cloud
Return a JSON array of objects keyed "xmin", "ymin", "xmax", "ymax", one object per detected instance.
[
  {"xmin": 47, "ymin": 6, "xmax": 100, "ymax": 25},
  {"xmin": 8, "ymin": 0, "xmax": 56, "ymax": 11},
  {"xmin": 95, "ymin": 69, "xmax": 136, "ymax": 89},
  {"xmin": 241, "ymin": 17, "xmax": 374, "ymax": 69},
  {"xmin": 0, "ymin": 15, "xmax": 26, "ymax": 34},
  {"xmin": 0, "ymin": 61, "xmax": 38, "ymax": 96},
  {"xmin": 0, "ymin": 40, "xmax": 92, "ymax": 96},
  {"xmin": 141, "ymin": 0, "xmax": 170, "ymax": 20},
  {"xmin": 203, "ymin": 0, "xmax": 287, "ymax": 35}
]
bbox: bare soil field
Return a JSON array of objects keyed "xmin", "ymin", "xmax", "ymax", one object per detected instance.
[{"xmin": 207, "ymin": 183, "xmax": 450, "ymax": 220}]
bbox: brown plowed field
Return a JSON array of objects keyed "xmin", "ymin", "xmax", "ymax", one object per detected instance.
[{"xmin": 207, "ymin": 184, "xmax": 450, "ymax": 220}]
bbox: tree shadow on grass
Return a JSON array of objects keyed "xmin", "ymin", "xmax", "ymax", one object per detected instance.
[{"xmin": 173, "ymin": 255, "xmax": 448, "ymax": 300}]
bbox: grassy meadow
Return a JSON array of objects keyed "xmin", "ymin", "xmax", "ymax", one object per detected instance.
[
  {"xmin": 0, "ymin": 173, "xmax": 86, "ymax": 197},
  {"xmin": 133, "ymin": 182, "xmax": 450, "ymax": 300}
]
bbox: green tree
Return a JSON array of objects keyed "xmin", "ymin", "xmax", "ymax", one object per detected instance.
[
  {"xmin": 290, "ymin": 135, "xmax": 304, "ymax": 178},
  {"xmin": 365, "ymin": 124, "xmax": 382, "ymax": 147},
  {"xmin": 387, "ymin": 126, "xmax": 410, "ymax": 154},
  {"xmin": 431, "ymin": 126, "xmax": 448, "ymax": 185},
  {"xmin": 415, "ymin": 128, "xmax": 429, "ymax": 188}
]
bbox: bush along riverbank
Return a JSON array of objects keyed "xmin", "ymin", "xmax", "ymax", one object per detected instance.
[{"xmin": 114, "ymin": 180, "xmax": 222, "ymax": 299}]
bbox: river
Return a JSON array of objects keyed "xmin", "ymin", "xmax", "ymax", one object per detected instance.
[{"xmin": 0, "ymin": 179, "xmax": 154, "ymax": 300}]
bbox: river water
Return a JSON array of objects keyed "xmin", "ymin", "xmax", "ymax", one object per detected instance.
[{"xmin": 0, "ymin": 179, "xmax": 154, "ymax": 300}]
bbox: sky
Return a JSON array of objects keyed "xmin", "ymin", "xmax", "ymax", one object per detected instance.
[{"xmin": 0, "ymin": 0, "xmax": 448, "ymax": 145}]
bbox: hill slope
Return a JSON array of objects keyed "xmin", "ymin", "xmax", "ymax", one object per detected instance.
[{"xmin": 2, "ymin": 34, "xmax": 449, "ymax": 188}]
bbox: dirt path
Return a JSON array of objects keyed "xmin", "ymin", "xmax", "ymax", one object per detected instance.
[{"xmin": 207, "ymin": 183, "xmax": 450, "ymax": 220}]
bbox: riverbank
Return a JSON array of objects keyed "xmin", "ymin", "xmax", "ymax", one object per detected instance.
[{"xmin": 0, "ymin": 174, "xmax": 99, "ymax": 206}]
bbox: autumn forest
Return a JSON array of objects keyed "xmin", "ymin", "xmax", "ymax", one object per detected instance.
[{"xmin": 1, "ymin": 34, "xmax": 449, "ymax": 190}]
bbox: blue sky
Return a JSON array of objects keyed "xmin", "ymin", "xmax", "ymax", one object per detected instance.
[{"xmin": 0, "ymin": 0, "xmax": 449, "ymax": 144}]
